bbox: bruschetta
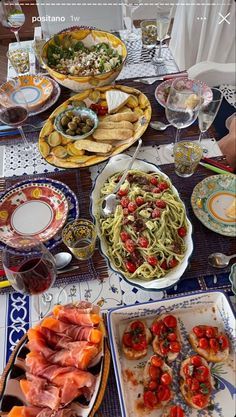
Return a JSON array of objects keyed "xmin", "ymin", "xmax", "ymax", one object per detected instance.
[
  {"xmin": 151, "ymin": 314, "xmax": 181, "ymax": 362},
  {"xmin": 122, "ymin": 319, "xmax": 152, "ymax": 360},
  {"xmin": 189, "ymin": 325, "xmax": 230, "ymax": 363},
  {"xmin": 161, "ymin": 405, "xmax": 185, "ymax": 417},
  {"xmin": 143, "ymin": 354, "xmax": 173, "ymax": 410},
  {"xmin": 180, "ymin": 355, "xmax": 213, "ymax": 409}
]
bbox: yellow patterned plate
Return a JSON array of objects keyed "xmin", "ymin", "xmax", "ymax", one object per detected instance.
[
  {"xmin": 38, "ymin": 84, "xmax": 152, "ymax": 168},
  {"xmin": 1, "ymin": 75, "xmax": 53, "ymax": 111}
]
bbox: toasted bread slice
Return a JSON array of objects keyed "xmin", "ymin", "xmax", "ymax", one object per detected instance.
[
  {"xmin": 180, "ymin": 356, "xmax": 213, "ymax": 410},
  {"xmin": 189, "ymin": 325, "xmax": 229, "ymax": 363},
  {"xmin": 122, "ymin": 319, "xmax": 152, "ymax": 360},
  {"xmin": 151, "ymin": 314, "xmax": 181, "ymax": 362}
]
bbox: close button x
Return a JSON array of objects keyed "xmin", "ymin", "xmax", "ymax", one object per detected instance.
[{"xmin": 218, "ymin": 12, "xmax": 230, "ymax": 25}]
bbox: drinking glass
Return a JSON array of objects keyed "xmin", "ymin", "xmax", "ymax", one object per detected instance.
[
  {"xmin": 198, "ymin": 88, "xmax": 223, "ymax": 154},
  {"xmin": 7, "ymin": 48, "xmax": 30, "ymax": 75},
  {"xmin": 122, "ymin": 0, "xmax": 141, "ymax": 42},
  {"xmin": 173, "ymin": 141, "xmax": 203, "ymax": 177},
  {"xmin": 165, "ymin": 78, "xmax": 202, "ymax": 153},
  {"xmin": 1, "ymin": 0, "xmax": 25, "ymax": 46},
  {"xmin": 155, "ymin": 9, "xmax": 171, "ymax": 63},
  {"xmin": 0, "ymin": 79, "xmax": 32, "ymax": 151},
  {"xmin": 2, "ymin": 237, "xmax": 57, "ymax": 295},
  {"xmin": 141, "ymin": 20, "xmax": 157, "ymax": 49},
  {"xmin": 62, "ymin": 219, "xmax": 97, "ymax": 261}
]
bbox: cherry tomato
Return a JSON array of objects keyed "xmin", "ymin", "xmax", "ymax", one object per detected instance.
[
  {"xmin": 205, "ymin": 326, "xmax": 216, "ymax": 338},
  {"xmin": 123, "ymin": 208, "xmax": 129, "ymax": 216},
  {"xmin": 153, "ymin": 187, "xmax": 161, "ymax": 194},
  {"xmin": 148, "ymin": 380, "xmax": 158, "ymax": 391},
  {"xmin": 151, "ymin": 355, "xmax": 163, "ymax": 368},
  {"xmin": 163, "ymin": 315, "xmax": 177, "ymax": 329},
  {"xmin": 118, "ymin": 188, "xmax": 128, "ymax": 197},
  {"xmin": 198, "ymin": 337, "xmax": 209, "ymax": 350},
  {"xmin": 147, "ymin": 256, "xmax": 158, "ymax": 266},
  {"xmin": 150, "ymin": 177, "xmax": 159, "ymax": 186},
  {"xmin": 192, "ymin": 393, "xmax": 208, "ymax": 408},
  {"xmin": 156, "ymin": 200, "xmax": 166, "ymax": 208},
  {"xmin": 128, "ymin": 202, "xmax": 137, "ymax": 212},
  {"xmin": 157, "ymin": 385, "xmax": 171, "ymax": 402},
  {"xmin": 138, "ymin": 237, "xmax": 149, "ymax": 248},
  {"xmin": 195, "ymin": 365, "xmax": 209, "ymax": 382},
  {"xmin": 132, "ymin": 336, "xmax": 147, "ymax": 351},
  {"xmin": 183, "ymin": 364, "xmax": 192, "ymax": 377},
  {"xmin": 143, "ymin": 390, "xmax": 158, "ymax": 409},
  {"xmin": 167, "ymin": 332, "xmax": 177, "ymax": 342},
  {"xmin": 159, "ymin": 340, "xmax": 169, "ymax": 355},
  {"xmin": 125, "ymin": 239, "xmax": 135, "ymax": 253},
  {"xmin": 193, "ymin": 326, "xmax": 205, "ymax": 338},
  {"xmin": 161, "ymin": 372, "xmax": 172, "ymax": 385},
  {"xmin": 97, "ymin": 106, "xmax": 108, "ymax": 116},
  {"xmin": 120, "ymin": 196, "xmax": 130, "ymax": 208},
  {"xmin": 190, "ymin": 377, "xmax": 200, "ymax": 392},
  {"xmin": 152, "ymin": 208, "xmax": 161, "ymax": 218},
  {"xmin": 190, "ymin": 355, "xmax": 203, "ymax": 367},
  {"xmin": 169, "ymin": 341, "xmax": 181, "ymax": 353},
  {"xmin": 149, "ymin": 365, "xmax": 161, "ymax": 381},
  {"xmin": 125, "ymin": 261, "xmax": 136, "ymax": 273},
  {"xmin": 136, "ymin": 196, "xmax": 145, "ymax": 206},
  {"xmin": 209, "ymin": 338, "xmax": 219, "ymax": 352},
  {"xmin": 218, "ymin": 334, "xmax": 229, "ymax": 350},
  {"xmin": 90, "ymin": 103, "xmax": 98, "ymax": 112},
  {"xmin": 159, "ymin": 182, "xmax": 169, "ymax": 191},
  {"xmin": 123, "ymin": 332, "xmax": 132, "ymax": 347},
  {"xmin": 131, "ymin": 320, "xmax": 145, "ymax": 332},
  {"xmin": 120, "ymin": 231, "xmax": 130, "ymax": 242},
  {"xmin": 168, "ymin": 258, "xmax": 179, "ymax": 268},
  {"xmin": 151, "ymin": 320, "xmax": 167, "ymax": 336},
  {"xmin": 160, "ymin": 260, "xmax": 168, "ymax": 270},
  {"xmin": 178, "ymin": 227, "xmax": 187, "ymax": 237},
  {"xmin": 169, "ymin": 405, "xmax": 184, "ymax": 417}
]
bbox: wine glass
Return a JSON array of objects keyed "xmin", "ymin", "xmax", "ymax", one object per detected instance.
[
  {"xmin": 165, "ymin": 78, "xmax": 202, "ymax": 153},
  {"xmin": 198, "ymin": 88, "xmax": 223, "ymax": 154},
  {"xmin": 2, "ymin": 237, "xmax": 57, "ymax": 295},
  {"xmin": 154, "ymin": 8, "xmax": 171, "ymax": 63},
  {"xmin": 0, "ymin": 79, "xmax": 32, "ymax": 152},
  {"xmin": 1, "ymin": 0, "xmax": 25, "ymax": 46},
  {"xmin": 122, "ymin": 0, "xmax": 141, "ymax": 42}
]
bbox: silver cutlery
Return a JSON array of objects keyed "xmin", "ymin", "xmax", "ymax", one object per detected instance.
[
  {"xmin": 208, "ymin": 252, "xmax": 236, "ymax": 268},
  {"xmin": 0, "ymin": 121, "xmax": 46, "ymax": 134},
  {"xmin": 150, "ymin": 121, "xmax": 172, "ymax": 131}
]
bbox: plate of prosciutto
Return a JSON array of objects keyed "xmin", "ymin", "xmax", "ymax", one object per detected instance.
[{"xmin": 0, "ymin": 301, "xmax": 110, "ymax": 417}]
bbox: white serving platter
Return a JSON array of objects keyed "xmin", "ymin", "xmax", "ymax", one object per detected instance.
[{"xmin": 107, "ymin": 291, "xmax": 236, "ymax": 417}]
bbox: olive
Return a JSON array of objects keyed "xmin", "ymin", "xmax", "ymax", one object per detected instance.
[
  {"xmin": 86, "ymin": 118, "xmax": 94, "ymax": 127},
  {"xmin": 73, "ymin": 116, "xmax": 81, "ymax": 124},
  {"xmin": 82, "ymin": 125, "xmax": 91, "ymax": 133},
  {"xmin": 60, "ymin": 115, "xmax": 70, "ymax": 127},
  {"xmin": 81, "ymin": 115, "xmax": 88, "ymax": 122},
  {"xmin": 66, "ymin": 129, "xmax": 75, "ymax": 136},
  {"xmin": 76, "ymin": 128, "xmax": 82, "ymax": 135},
  {"xmin": 65, "ymin": 111, "xmax": 74, "ymax": 118},
  {"xmin": 68, "ymin": 121, "xmax": 77, "ymax": 130}
]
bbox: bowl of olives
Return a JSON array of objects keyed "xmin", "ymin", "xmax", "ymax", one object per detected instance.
[{"xmin": 54, "ymin": 107, "xmax": 98, "ymax": 140}]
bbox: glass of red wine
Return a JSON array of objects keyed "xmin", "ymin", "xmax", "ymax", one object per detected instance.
[
  {"xmin": 2, "ymin": 237, "xmax": 57, "ymax": 295},
  {"xmin": 0, "ymin": 79, "xmax": 32, "ymax": 151}
]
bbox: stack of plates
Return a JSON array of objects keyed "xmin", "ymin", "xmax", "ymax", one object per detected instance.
[{"xmin": 0, "ymin": 178, "xmax": 79, "ymax": 251}]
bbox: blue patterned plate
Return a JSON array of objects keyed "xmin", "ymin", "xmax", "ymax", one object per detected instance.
[{"xmin": 0, "ymin": 178, "xmax": 79, "ymax": 253}]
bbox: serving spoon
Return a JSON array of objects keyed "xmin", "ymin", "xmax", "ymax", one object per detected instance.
[
  {"xmin": 101, "ymin": 138, "xmax": 142, "ymax": 217},
  {"xmin": 150, "ymin": 121, "xmax": 171, "ymax": 131},
  {"xmin": 208, "ymin": 252, "xmax": 236, "ymax": 268}
]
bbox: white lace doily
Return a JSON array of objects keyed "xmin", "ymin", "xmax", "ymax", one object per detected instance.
[{"xmin": 219, "ymin": 84, "xmax": 236, "ymax": 108}]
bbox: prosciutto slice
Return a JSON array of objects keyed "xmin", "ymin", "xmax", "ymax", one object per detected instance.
[
  {"xmin": 20, "ymin": 378, "xmax": 61, "ymax": 410},
  {"xmin": 26, "ymin": 352, "xmax": 96, "ymax": 402},
  {"xmin": 8, "ymin": 406, "xmax": 76, "ymax": 417},
  {"xmin": 40, "ymin": 318, "xmax": 102, "ymax": 344},
  {"xmin": 53, "ymin": 302, "xmax": 100, "ymax": 326}
]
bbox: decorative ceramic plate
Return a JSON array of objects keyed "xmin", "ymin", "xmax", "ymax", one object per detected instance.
[
  {"xmin": 91, "ymin": 154, "xmax": 193, "ymax": 291},
  {"xmin": 229, "ymin": 263, "xmax": 236, "ymax": 295},
  {"xmin": 191, "ymin": 174, "xmax": 236, "ymax": 237},
  {"xmin": 0, "ymin": 183, "xmax": 69, "ymax": 248},
  {"xmin": 155, "ymin": 78, "xmax": 212, "ymax": 108},
  {"xmin": 28, "ymin": 76, "xmax": 61, "ymax": 116},
  {"xmin": 38, "ymin": 84, "xmax": 152, "ymax": 168},
  {"xmin": 1, "ymin": 75, "xmax": 53, "ymax": 111},
  {"xmin": 107, "ymin": 291, "xmax": 236, "ymax": 417},
  {"xmin": 0, "ymin": 317, "xmax": 110, "ymax": 417},
  {"xmin": 0, "ymin": 178, "xmax": 79, "ymax": 253}
]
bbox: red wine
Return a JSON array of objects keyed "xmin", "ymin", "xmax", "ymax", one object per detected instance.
[
  {"xmin": 17, "ymin": 257, "xmax": 56, "ymax": 295},
  {"xmin": 0, "ymin": 106, "xmax": 28, "ymax": 126}
]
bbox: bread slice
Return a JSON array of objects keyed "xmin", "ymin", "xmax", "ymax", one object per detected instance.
[
  {"xmin": 143, "ymin": 355, "xmax": 173, "ymax": 408},
  {"xmin": 151, "ymin": 314, "xmax": 181, "ymax": 362},
  {"xmin": 74, "ymin": 139, "xmax": 112, "ymax": 154},
  {"xmin": 106, "ymin": 90, "xmax": 130, "ymax": 114},
  {"xmin": 122, "ymin": 320, "xmax": 152, "ymax": 360},
  {"xmin": 180, "ymin": 356, "xmax": 213, "ymax": 410},
  {"xmin": 189, "ymin": 325, "xmax": 229, "ymax": 363}
]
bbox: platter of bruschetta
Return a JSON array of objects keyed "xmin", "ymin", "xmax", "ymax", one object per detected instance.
[{"xmin": 107, "ymin": 291, "xmax": 235, "ymax": 417}]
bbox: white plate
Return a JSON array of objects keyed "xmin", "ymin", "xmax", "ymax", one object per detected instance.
[
  {"xmin": 107, "ymin": 291, "xmax": 236, "ymax": 417},
  {"xmin": 91, "ymin": 154, "xmax": 193, "ymax": 291}
]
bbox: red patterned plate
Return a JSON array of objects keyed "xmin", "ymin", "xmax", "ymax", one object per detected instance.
[{"xmin": 0, "ymin": 183, "xmax": 69, "ymax": 248}]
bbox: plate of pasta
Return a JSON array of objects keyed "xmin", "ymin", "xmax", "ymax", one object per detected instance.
[{"xmin": 91, "ymin": 154, "xmax": 193, "ymax": 290}]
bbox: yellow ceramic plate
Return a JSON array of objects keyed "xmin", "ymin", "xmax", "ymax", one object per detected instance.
[
  {"xmin": 1, "ymin": 75, "xmax": 53, "ymax": 111},
  {"xmin": 38, "ymin": 84, "xmax": 152, "ymax": 168}
]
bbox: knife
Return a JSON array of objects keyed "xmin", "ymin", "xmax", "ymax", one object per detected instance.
[
  {"xmin": 133, "ymin": 71, "xmax": 188, "ymax": 84},
  {"xmin": 202, "ymin": 157, "xmax": 234, "ymax": 173},
  {"xmin": 199, "ymin": 162, "xmax": 233, "ymax": 175}
]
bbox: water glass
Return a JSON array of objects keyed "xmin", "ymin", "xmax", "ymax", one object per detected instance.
[
  {"xmin": 173, "ymin": 141, "xmax": 203, "ymax": 177},
  {"xmin": 7, "ymin": 48, "xmax": 30, "ymax": 74},
  {"xmin": 141, "ymin": 20, "xmax": 157, "ymax": 48},
  {"xmin": 62, "ymin": 219, "xmax": 97, "ymax": 261}
]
